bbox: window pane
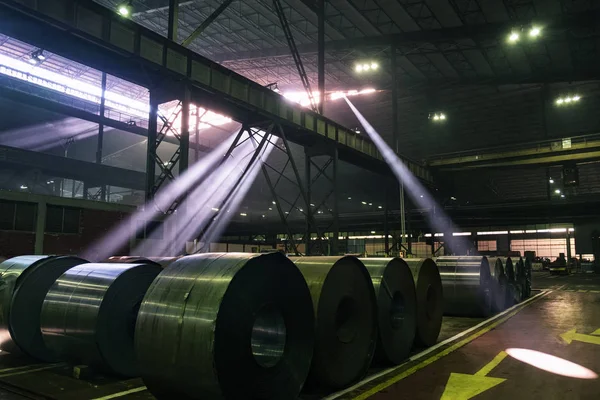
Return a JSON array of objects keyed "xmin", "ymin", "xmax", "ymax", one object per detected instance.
[
  {"xmin": 63, "ymin": 208, "xmax": 80, "ymax": 234},
  {"xmin": 14, "ymin": 203, "xmax": 36, "ymax": 231},
  {"xmin": 46, "ymin": 205, "xmax": 64, "ymax": 233},
  {"xmin": 0, "ymin": 201, "xmax": 15, "ymax": 230}
]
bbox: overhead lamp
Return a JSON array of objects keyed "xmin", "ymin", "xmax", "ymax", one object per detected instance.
[
  {"xmin": 433, "ymin": 114, "xmax": 440, "ymax": 121},
  {"xmin": 47, "ymin": 180, "xmax": 54, "ymax": 184},
  {"xmin": 370, "ymin": 63, "xmax": 378, "ymax": 70},
  {"xmin": 371, "ymin": 231, "xmax": 376, "ymax": 234},
  {"xmin": 30, "ymin": 49, "xmax": 46, "ymax": 65},
  {"xmin": 361, "ymin": 201, "xmax": 367, "ymax": 205},
  {"xmin": 118, "ymin": 1, "xmax": 132, "ymax": 17},
  {"xmin": 439, "ymin": 113, "xmax": 446, "ymax": 120},
  {"xmin": 211, "ymin": 207, "xmax": 219, "ymax": 212},
  {"xmin": 355, "ymin": 62, "xmax": 379, "ymax": 74},
  {"xmin": 19, "ymin": 184, "xmax": 28, "ymax": 190},
  {"xmin": 555, "ymin": 189, "xmax": 561, "ymax": 194},
  {"xmin": 564, "ymin": 97, "xmax": 572, "ymax": 103},
  {"xmin": 450, "ymin": 196, "xmax": 457, "ymax": 200},
  {"xmin": 556, "ymin": 98, "xmax": 564, "ymax": 105},
  {"xmin": 573, "ymin": 95, "xmax": 581, "ymax": 101},
  {"xmin": 378, "ymin": 205, "xmax": 383, "ymax": 209},
  {"xmin": 240, "ymin": 213, "xmax": 247, "ymax": 217},
  {"xmin": 348, "ymin": 197, "xmax": 352, "ymax": 200},
  {"xmin": 549, "ymin": 178, "xmax": 554, "ymax": 184},
  {"xmin": 556, "ymin": 95, "xmax": 581, "ymax": 106},
  {"xmin": 368, "ymin": 203, "xmax": 373, "ymax": 206},
  {"xmin": 529, "ymin": 27, "xmax": 541, "ymax": 37},
  {"xmin": 355, "ymin": 64, "xmax": 364, "ymax": 73},
  {"xmin": 561, "ymin": 194, "xmax": 565, "ymax": 198},
  {"xmin": 508, "ymin": 32, "xmax": 520, "ymax": 43}
]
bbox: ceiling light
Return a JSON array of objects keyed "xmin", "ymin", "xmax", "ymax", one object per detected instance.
[
  {"xmin": 556, "ymin": 98, "xmax": 564, "ymax": 105},
  {"xmin": 549, "ymin": 178, "xmax": 554, "ymax": 183},
  {"xmin": 262, "ymin": 215, "xmax": 266, "ymax": 218},
  {"xmin": 268, "ymin": 207, "xmax": 273, "ymax": 211},
  {"xmin": 240, "ymin": 213, "xmax": 247, "ymax": 217},
  {"xmin": 310, "ymin": 203, "xmax": 315, "ymax": 207},
  {"xmin": 363, "ymin": 64, "xmax": 371, "ymax": 71},
  {"xmin": 370, "ymin": 63, "xmax": 378, "ymax": 70},
  {"xmin": 420, "ymin": 194, "xmax": 424, "ymax": 198},
  {"xmin": 508, "ymin": 32, "xmax": 520, "ymax": 43},
  {"xmin": 555, "ymin": 189, "xmax": 561, "ymax": 194},
  {"xmin": 118, "ymin": 2, "xmax": 132, "ymax": 17},
  {"xmin": 378, "ymin": 205, "xmax": 383, "ymax": 209},
  {"xmin": 47, "ymin": 180, "xmax": 54, "ymax": 184},
  {"xmin": 561, "ymin": 194, "xmax": 565, "ymax": 198},
  {"xmin": 348, "ymin": 197, "xmax": 352, "ymax": 200},
  {"xmin": 368, "ymin": 203, "xmax": 373, "ymax": 206},
  {"xmin": 317, "ymin": 210, "xmax": 323, "ymax": 214},
  {"xmin": 450, "ymin": 196, "xmax": 457, "ymax": 200},
  {"xmin": 20, "ymin": 185, "xmax": 28, "ymax": 190},
  {"xmin": 565, "ymin": 97, "xmax": 572, "ymax": 103},
  {"xmin": 371, "ymin": 231, "xmax": 376, "ymax": 234},
  {"xmin": 433, "ymin": 114, "xmax": 440, "ymax": 121},
  {"xmin": 573, "ymin": 95, "xmax": 581, "ymax": 101},
  {"xmin": 529, "ymin": 27, "xmax": 541, "ymax": 37},
  {"xmin": 361, "ymin": 201, "xmax": 367, "ymax": 205},
  {"xmin": 272, "ymin": 201, "xmax": 276, "ymax": 204},
  {"xmin": 28, "ymin": 58, "xmax": 39, "ymax": 65},
  {"xmin": 211, "ymin": 207, "xmax": 219, "ymax": 212},
  {"xmin": 355, "ymin": 64, "xmax": 363, "ymax": 73},
  {"xmin": 440, "ymin": 113, "xmax": 446, "ymax": 120}
]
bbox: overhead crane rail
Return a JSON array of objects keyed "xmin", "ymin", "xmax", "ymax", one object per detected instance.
[{"xmin": 0, "ymin": 0, "xmax": 432, "ymax": 183}]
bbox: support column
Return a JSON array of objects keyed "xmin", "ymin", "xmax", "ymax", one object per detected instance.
[
  {"xmin": 168, "ymin": 0, "xmax": 179, "ymax": 42},
  {"xmin": 331, "ymin": 146, "xmax": 339, "ymax": 255},
  {"xmin": 195, "ymin": 106, "xmax": 200, "ymax": 163},
  {"xmin": 34, "ymin": 201, "xmax": 47, "ymax": 255},
  {"xmin": 317, "ymin": 0, "xmax": 325, "ymax": 115},
  {"xmin": 145, "ymin": 93, "xmax": 159, "ymax": 201},
  {"xmin": 179, "ymin": 86, "xmax": 191, "ymax": 175},
  {"xmin": 566, "ymin": 230, "xmax": 572, "ymax": 268},
  {"xmin": 384, "ymin": 183, "xmax": 389, "ymax": 256},
  {"xmin": 304, "ymin": 149, "xmax": 311, "ymax": 255},
  {"xmin": 97, "ymin": 72, "xmax": 107, "ymax": 201}
]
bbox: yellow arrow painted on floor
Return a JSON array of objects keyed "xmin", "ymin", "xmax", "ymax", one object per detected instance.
[
  {"xmin": 592, "ymin": 328, "xmax": 600, "ymax": 336},
  {"xmin": 440, "ymin": 351, "xmax": 507, "ymax": 400},
  {"xmin": 561, "ymin": 329, "xmax": 600, "ymax": 345}
]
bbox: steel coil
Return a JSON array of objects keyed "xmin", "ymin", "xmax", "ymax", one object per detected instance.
[
  {"xmin": 360, "ymin": 257, "xmax": 416, "ymax": 364},
  {"xmin": 104, "ymin": 256, "xmax": 180, "ymax": 268},
  {"xmin": 0, "ymin": 255, "xmax": 87, "ymax": 360},
  {"xmin": 136, "ymin": 252, "xmax": 314, "ymax": 399},
  {"xmin": 41, "ymin": 262, "xmax": 161, "ymax": 376},
  {"xmin": 292, "ymin": 256, "xmax": 377, "ymax": 389},
  {"xmin": 503, "ymin": 257, "xmax": 518, "ymax": 307},
  {"xmin": 487, "ymin": 257, "xmax": 508, "ymax": 313},
  {"xmin": 404, "ymin": 258, "xmax": 443, "ymax": 347},
  {"xmin": 435, "ymin": 256, "xmax": 493, "ymax": 317},
  {"xmin": 514, "ymin": 257, "xmax": 527, "ymax": 301}
]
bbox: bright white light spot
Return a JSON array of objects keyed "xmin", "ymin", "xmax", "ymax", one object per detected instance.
[
  {"xmin": 450, "ymin": 196, "xmax": 457, "ymax": 200},
  {"xmin": 240, "ymin": 213, "xmax": 247, "ymax": 217},
  {"xmin": 440, "ymin": 113, "xmax": 446, "ymax": 120},
  {"xmin": 378, "ymin": 205, "xmax": 383, "ymax": 209},
  {"xmin": 262, "ymin": 215, "xmax": 266, "ymax": 218},
  {"xmin": 556, "ymin": 98, "xmax": 564, "ymax": 105},
  {"xmin": 310, "ymin": 203, "xmax": 315, "ymax": 207},
  {"xmin": 285, "ymin": 211, "xmax": 289, "ymax": 214},
  {"xmin": 549, "ymin": 178, "xmax": 554, "ymax": 183},
  {"xmin": 561, "ymin": 194, "xmax": 565, "ymax": 198},
  {"xmin": 47, "ymin": 180, "xmax": 54, "ymax": 184},
  {"xmin": 506, "ymin": 348, "xmax": 598, "ymax": 379},
  {"xmin": 370, "ymin": 63, "xmax": 378, "ymax": 70},
  {"xmin": 118, "ymin": 5, "xmax": 130, "ymax": 16},
  {"xmin": 371, "ymin": 231, "xmax": 376, "ymax": 234},
  {"xmin": 573, "ymin": 95, "xmax": 581, "ymax": 101},
  {"xmin": 317, "ymin": 210, "xmax": 323, "ymax": 214},
  {"xmin": 28, "ymin": 58, "xmax": 38, "ymax": 65},
  {"xmin": 348, "ymin": 197, "xmax": 352, "ymax": 200},
  {"xmin": 299, "ymin": 208, "xmax": 303, "ymax": 212},
  {"xmin": 20, "ymin": 185, "xmax": 28, "ymax": 190},
  {"xmin": 529, "ymin": 27, "xmax": 541, "ymax": 37},
  {"xmin": 355, "ymin": 64, "xmax": 364, "ymax": 72},
  {"xmin": 361, "ymin": 201, "xmax": 367, "ymax": 205},
  {"xmin": 555, "ymin": 189, "xmax": 561, "ymax": 194},
  {"xmin": 272, "ymin": 201, "xmax": 276, "ymax": 204},
  {"xmin": 565, "ymin": 97, "xmax": 572, "ymax": 103},
  {"xmin": 433, "ymin": 114, "xmax": 440, "ymax": 121},
  {"xmin": 420, "ymin": 194, "xmax": 424, "ymax": 198},
  {"xmin": 211, "ymin": 207, "xmax": 219, "ymax": 212},
  {"xmin": 508, "ymin": 32, "xmax": 520, "ymax": 43}
]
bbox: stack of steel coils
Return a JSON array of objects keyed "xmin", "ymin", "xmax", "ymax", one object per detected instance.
[
  {"xmin": 41, "ymin": 262, "xmax": 162, "ymax": 376},
  {"xmin": 0, "ymin": 255, "xmax": 87, "ymax": 361},
  {"xmin": 487, "ymin": 257, "xmax": 508, "ymax": 313},
  {"xmin": 514, "ymin": 256, "xmax": 526, "ymax": 302},
  {"xmin": 503, "ymin": 257, "xmax": 520, "ymax": 307},
  {"xmin": 435, "ymin": 256, "xmax": 493, "ymax": 317},
  {"xmin": 137, "ymin": 252, "xmax": 315, "ymax": 399},
  {"xmin": 404, "ymin": 258, "xmax": 443, "ymax": 347},
  {"xmin": 291, "ymin": 256, "xmax": 377, "ymax": 389},
  {"xmin": 360, "ymin": 257, "xmax": 417, "ymax": 364}
]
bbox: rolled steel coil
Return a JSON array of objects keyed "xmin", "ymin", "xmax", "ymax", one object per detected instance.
[
  {"xmin": 136, "ymin": 253, "xmax": 314, "ymax": 399},
  {"xmin": 435, "ymin": 256, "xmax": 493, "ymax": 317},
  {"xmin": 524, "ymin": 257, "xmax": 532, "ymax": 298},
  {"xmin": 514, "ymin": 257, "xmax": 527, "ymax": 302},
  {"xmin": 41, "ymin": 262, "xmax": 161, "ymax": 376},
  {"xmin": 403, "ymin": 258, "xmax": 443, "ymax": 347},
  {"xmin": 0, "ymin": 255, "xmax": 87, "ymax": 360},
  {"xmin": 104, "ymin": 256, "xmax": 179, "ymax": 268},
  {"xmin": 487, "ymin": 257, "xmax": 508, "ymax": 313},
  {"xmin": 292, "ymin": 256, "xmax": 377, "ymax": 389},
  {"xmin": 360, "ymin": 258, "xmax": 416, "ymax": 365},
  {"xmin": 503, "ymin": 257, "xmax": 518, "ymax": 308}
]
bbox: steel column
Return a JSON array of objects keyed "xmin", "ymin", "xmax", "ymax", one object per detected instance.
[
  {"xmin": 179, "ymin": 87, "xmax": 191, "ymax": 175},
  {"xmin": 384, "ymin": 183, "xmax": 389, "ymax": 255},
  {"xmin": 331, "ymin": 146, "xmax": 339, "ymax": 255},
  {"xmin": 96, "ymin": 72, "xmax": 107, "ymax": 201},
  {"xmin": 168, "ymin": 0, "xmax": 179, "ymax": 42},
  {"xmin": 34, "ymin": 201, "xmax": 46, "ymax": 255},
  {"xmin": 305, "ymin": 148, "xmax": 312, "ymax": 255},
  {"xmin": 317, "ymin": 0, "xmax": 325, "ymax": 115},
  {"xmin": 145, "ymin": 93, "xmax": 159, "ymax": 201},
  {"xmin": 181, "ymin": 0, "xmax": 235, "ymax": 47}
]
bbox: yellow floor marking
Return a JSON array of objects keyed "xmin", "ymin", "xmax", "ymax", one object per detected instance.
[
  {"xmin": 474, "ymin": 351, "xmax": 508, "ymax": 376},
  {"xmin": 0, "ymin": 364, "xmax": 48, "ymax": 374},
  {"xmin": 590, "ymin": 290, "xmax": 600, "ymax": 294},
  {"xmin": 0, "ymin": 364, "xmax": 64, "ymax": 378},
  {"xmin": 578, "ymin": 290, "xmax": 588, "ymax": 293},
  {"xmin": 89, "ymin": 386, "xmax": 147, "ymax": 400},
  {"xmin": 561, "ymin": 329, "xmax": 600, "ymax": 346},
  {"xmin": 440, "ymin": 351, "xmax": 508, "ymax": 400},
  {"xmin": 592, "ymin": 328, "xmax": 600, "ymax": 336},
  {"xmin": 345, "ymin": 291, "xmax": 549, "ymax": 400}
]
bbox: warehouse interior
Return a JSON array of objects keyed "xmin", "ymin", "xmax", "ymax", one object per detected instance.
[{"xmin": 0, "ymin": 0, "xmax": 599, "ymax": 399}]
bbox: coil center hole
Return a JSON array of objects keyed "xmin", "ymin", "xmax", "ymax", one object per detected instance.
[
  {"xmin": 390, "ymin": 291, "xmax": 405, "ymax": 330},
  {"xmin": 251, "ymin": 306, "xmax": 286, "ymax": 368},
  {"xmin": 335, "ymin": 296, "xmax": 359, "ymax": 344}
]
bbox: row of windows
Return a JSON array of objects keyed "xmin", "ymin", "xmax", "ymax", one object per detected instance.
[{"xmin": 0, "ymin": 200, "xmax": 80, "ymax": 234}]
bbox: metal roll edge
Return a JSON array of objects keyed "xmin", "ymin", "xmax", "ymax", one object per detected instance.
[
  {"xmin": 136, "ymin": 252, "xmax": 315, "ymax": 399},
  {"xmin": 360, "ymin": 257, "xmax": 417, "ymax": 365}
]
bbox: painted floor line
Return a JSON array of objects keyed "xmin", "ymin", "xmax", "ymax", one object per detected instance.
[
  {"xmin": 0, "ymin": 364, "xmax": 48, "ymax": 374},
  {"xmin": 90, "ymin": 386, "xmax": 147, "ymax": 400},
  {"xmin": 324, "ymin": 289, "xmax": 550, "ymax": 400},
  {"xmin": 0, "ymin": 364, "xmax": 65, "ymax": 378}
]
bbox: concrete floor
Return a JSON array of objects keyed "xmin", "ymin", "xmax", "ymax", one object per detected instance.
[
  {"xmin": 337, "ymin": 271, "xmax": 600, "ymax": 400},
  {"xmin": 0, "ymin": 271, "xmax": 598, "ymax": 399}
]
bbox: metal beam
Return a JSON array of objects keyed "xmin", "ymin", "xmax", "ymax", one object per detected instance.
[
  {"xmin": 317, "ymin": 0, "xmax": 325, "ymax": 115},
  {"xmin": 167, "ymin": 0, "xmax": 179, "ymax": 42},
  {"xmin": 181, "ymin": 0, "xmax": 235, "ymax": 47},
  {"xmin": 210, "ymin": 10, "xmax": 600, "ymax": 61}
]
